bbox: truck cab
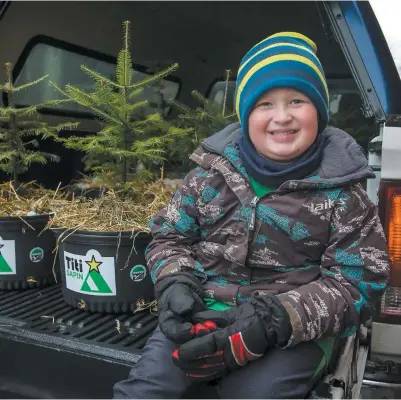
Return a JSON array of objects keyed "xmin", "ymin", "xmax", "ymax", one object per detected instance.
[{"xmin": 0, "ymin": 1, "xmax": 400, "ymax": 398}]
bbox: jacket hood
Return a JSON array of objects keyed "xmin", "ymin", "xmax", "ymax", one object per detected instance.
[{"xmin": 195, "ymin": 122, "xmax": 375, "ymax": 189}]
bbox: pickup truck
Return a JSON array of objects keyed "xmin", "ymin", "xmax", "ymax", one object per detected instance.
[{"xmin": 1, "ymin": 1, "xmax": 401, "ymax": 398}]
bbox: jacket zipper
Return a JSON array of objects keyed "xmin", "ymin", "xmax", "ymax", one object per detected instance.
[
  {"xmin": 249, "ymin": 188, "xmax": 283, "ymax": 232},
  {"xmin": 249, "ymin": 196, "xmax": 259, "ymax": 231}
]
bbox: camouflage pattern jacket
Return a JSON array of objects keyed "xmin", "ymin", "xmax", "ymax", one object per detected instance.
[{"xmin": 146, "ymin": 122, "xmax": 389, "ymax": 347}]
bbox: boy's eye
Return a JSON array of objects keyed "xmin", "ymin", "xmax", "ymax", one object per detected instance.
[
  {"xmin": 257, "ymin": 101, "xmax": 273, "ymax": 107},
  {"xmin": 291, "ymin": 99, "xmax": 304, "ymax": 105}
]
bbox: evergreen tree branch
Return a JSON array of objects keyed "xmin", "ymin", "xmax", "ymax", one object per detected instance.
[
  {"xmin": 0, "ymin": 150, "xmax": 16, "ymax": 162},
  {"xmin": 125, "ymin": 100, "xmax": 149, "ymax": 114},
  {"xmin": 80, "ymin": 65, "xmax": 122, "ymax": 89},
  {"xmin": 128, "ymin": 63, "xmax": 179, "ymax": 89},
  {"xmin": 128, "ymin": 87, "xmax": 144, "ymax": 100},
  {"xmin": 14, "ymin": 74, "xmax": 49, "ymax": 92},
  {"xmin": 24, "ymin": 139, "xmax": 39, "ymax": 148},
  {"xmin": 63, "ymin": 84, "xmax": 123, "ymax": 125}
]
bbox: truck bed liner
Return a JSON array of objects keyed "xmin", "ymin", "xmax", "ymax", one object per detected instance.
[
  {"xmin": 0, "ymin": 284, "xmax": 158, "ymax": 363},
  {"xmin": 0, "ymin": 284, "xmax": 158, "ymax": 398}
]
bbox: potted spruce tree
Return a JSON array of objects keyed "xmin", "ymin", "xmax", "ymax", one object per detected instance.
[
  {"xmin": 48, "ymin": 21, "xmax": 188, "ymax": 313},
  {"xmin": 164, "ymin": 69, "xmax": 238, "ymax": 181},
  {"xmin": 0, "ymin": 62, "xmax": 77, "ymax": 289}
]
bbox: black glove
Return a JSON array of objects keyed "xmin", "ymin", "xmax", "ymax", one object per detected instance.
[
  {"xmin": 155, "ymin": 272, "xmax": 208, "ymax": 344},
  {"xmin": 172, "ymin": 294, "xmax": 292, "ymax": 381}
]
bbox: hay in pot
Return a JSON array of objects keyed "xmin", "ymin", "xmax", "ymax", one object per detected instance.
[
  {"xmin": 0, "ymin": 181, "xmax": 69, "ymax": 219},
  {"xmin": 48, "ymin": 180, "xmax": 174, "ymax": 234},
  {"xmin": 0, "ymin": 181, "xmax": 69, "ymax": 289}
]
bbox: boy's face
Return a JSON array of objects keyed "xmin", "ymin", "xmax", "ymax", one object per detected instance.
[{"xmin": 248, "ymin": 87, "xmax": 319, "ymax": 161}]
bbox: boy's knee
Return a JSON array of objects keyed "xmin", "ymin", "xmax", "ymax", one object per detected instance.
[
  {"xmin": 112, "ymin": 326, "xmax": 192, "ymax": 399},
  {"xmin": 217, "ymin": 342, "xmax": 324, "ymax": 399}
]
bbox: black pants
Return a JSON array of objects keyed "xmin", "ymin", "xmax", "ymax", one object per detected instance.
[{"xmin": 113, "ymin": 326, "xmax": 325, "ymax": 399}]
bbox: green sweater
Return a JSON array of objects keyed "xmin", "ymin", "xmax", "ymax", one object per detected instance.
[{"xmin": 204, "ymin": 175, "xmax": 335, "ymax": 375}]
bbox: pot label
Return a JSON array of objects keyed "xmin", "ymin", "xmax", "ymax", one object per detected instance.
[
  {"xmin": 130, "ymin": 265, "xmax": 147, "ymax": 282},
  {"xmin": 0, "ymin": 238, "xmax": 16, "ymax": 275},
  {"xmin": 30, "ymin": 247, "xmax": 44, "ymax": 263},
  {"xmin": 63, "ymin": 249, "xmax": 116, "ymax": 296}
]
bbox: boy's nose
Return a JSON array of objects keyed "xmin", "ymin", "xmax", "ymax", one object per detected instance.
[{"xmin": 273, "ymin": 106, "xmax": 292, "ymax": 123}]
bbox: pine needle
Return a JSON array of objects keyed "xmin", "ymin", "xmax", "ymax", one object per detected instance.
[
  {"xmin": 134, "ymin": 299, "xmax": 158, "ymax": 315},
  {"xmin": 115, "ymin": 319, "xmax": 121, "ymax": 334},
  {"xmin": 77, "ymin": 299, "xmax": 86, "ymax": 310}
]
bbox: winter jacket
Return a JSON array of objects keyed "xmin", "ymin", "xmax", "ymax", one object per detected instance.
[{"xmin": 146, "ymin": 122, "xmax": 389, "ymax": 347}]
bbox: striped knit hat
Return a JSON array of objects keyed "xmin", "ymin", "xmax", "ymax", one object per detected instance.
[{"xmin": 234, "ymin": 32, "xmax": 329, "ymax": 137}]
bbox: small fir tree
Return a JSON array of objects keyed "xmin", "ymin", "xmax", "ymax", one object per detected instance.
[
  {"xmin": 169, "ymin": 70, "xmax": 238, "ymax": 168},
  {"xmin": 50, "ymin": 21, "xmax": 189, "ymax": 185},
  {"xmin": 166, "ymin": 69, "xmax": 238, "ymax": 174},
  {"xmin": 328, "ymin": 94, "xmax": 377, "ymax": 151},
  {"xmin": 0, "ymin": 62, "xmax": 77, "ymax": 185}
]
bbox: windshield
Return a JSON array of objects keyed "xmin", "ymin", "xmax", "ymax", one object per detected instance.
[{"xmin": 370, "ymin": 0, "xmax": 401, "ymax": 78}]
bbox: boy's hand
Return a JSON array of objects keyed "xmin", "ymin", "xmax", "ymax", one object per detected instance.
[
  {"xmin": 172, "ymin": 303, "xmax": 267, "ymax": 380},
  {"xmin": 155, "ymin": 272, "xmax": 209, "ymax": 344},
  {"xmin": 171, "ymin": 295, "xmax": 292, "ymax": 381}
]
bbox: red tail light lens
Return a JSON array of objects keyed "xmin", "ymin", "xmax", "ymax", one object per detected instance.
[
  {"xmin": 379, "ymin": 180, "xmax": 401, "ymax": 316},
  {"xmin": 379, "ymin": 181, "xmax": 401, "ymax": 283}
]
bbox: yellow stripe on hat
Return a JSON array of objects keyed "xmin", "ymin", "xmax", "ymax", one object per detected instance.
[
  {"xmin": 248, "ymin": 32, "xmax": 318, "ymax": 55},
  {"xmin": 238, "ymin": 42, "xmax": 319, "ymax": 75},
  {"xmin": 235, "ymin": 54, "xmax": 329, "ymax": 116},
  {"xmin": 268, "ymin": 32, "xmax": 318, "ymax": 53}
]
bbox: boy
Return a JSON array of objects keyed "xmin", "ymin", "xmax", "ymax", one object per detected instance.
[{"xmin": 114, "ymin": 32, "xmax": 389, "ymax": 399}]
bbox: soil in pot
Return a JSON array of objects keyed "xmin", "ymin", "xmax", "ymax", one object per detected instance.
[
  {"xmin": 54, "ymin": 228, "xmax": 154, "ymax": 314},
  {"xmin": 0, "ymin": 214, "xmax": 58, "ymax": 290}
]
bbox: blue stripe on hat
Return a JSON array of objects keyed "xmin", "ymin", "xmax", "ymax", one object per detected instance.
[
  {"xmin": 239, "ymin": 40, "xmax": 321, "ymax": 72},
  {"xmin": 236, "ymin": 59, "xmax": 329, "ymax": 109},
  {"xmin": 237, "ymin": 44, "xmax": 325, "ymax": 85}
]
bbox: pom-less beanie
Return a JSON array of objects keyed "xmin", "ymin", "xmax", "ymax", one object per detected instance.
[{"xmin": 234, "ymin": 32, "xmax": 329, "ymax": 136}]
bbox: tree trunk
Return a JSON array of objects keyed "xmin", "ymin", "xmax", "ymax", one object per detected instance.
[
  {"xmin": 121, "ymin": 127, "xmax": 130, "ymax": 184},
  {"xmin": 7, "ymin": 91, "xmax": 19, "ymax": 185}
]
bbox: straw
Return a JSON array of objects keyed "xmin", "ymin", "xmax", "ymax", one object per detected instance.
[
  {"xmin": 47, "ymin": 180, "xmax": 174, "ymax": 233},
  {"xmin": 0, "ymin": 180, "xmax": 174, "ymax": 233}
]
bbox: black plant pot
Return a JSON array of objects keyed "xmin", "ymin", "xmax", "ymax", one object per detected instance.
[
  {"xmin": 53, "ymin": 228, "xmax": 155, "ymax": 313},
  {"xmin": 0, "ymin": 214, "xmax": 57, "ymax": 290}
]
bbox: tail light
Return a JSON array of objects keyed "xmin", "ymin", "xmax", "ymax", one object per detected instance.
[{"xmin": 379, "ymin": 180, "xmax": 401, "ymax": 317}]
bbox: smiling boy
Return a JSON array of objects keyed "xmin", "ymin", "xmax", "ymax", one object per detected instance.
[
  {"xmin": 114, "ymin": 32, "xmax": 389, "ymax": 399},
  {"xmin": 249, "ymin": 88, "xmax": 319, "ymax": 161}
]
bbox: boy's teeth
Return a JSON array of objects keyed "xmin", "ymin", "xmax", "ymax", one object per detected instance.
[{"xmin": 272, "ymin": 130, "xmax": 295, "ymax": 135}]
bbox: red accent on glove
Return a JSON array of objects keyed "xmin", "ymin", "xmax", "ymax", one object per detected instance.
[
  {"xmin": 171, "ymin": 321, "xmax": 226, "ymax": 382},
  {"xmin": 198, "ymin": 350, "xmax": 224, "ymax": 359},
  {"xmin": 185, "ymin": 373, "xmax": 212, "ymax": 379},
  {"xmin": 229, "ymin": 332, "xmax": 262, "ymax": 366},
  {"xmin": 198, "ymin": 361, "xmax": 225, "ymax": 369},
  {"xmin": 172, "ymin": 349, "xmax": 179, "ymax": 360},
  {"xmin": 202, "ymin": 321, "xmax": 217, "ymax": 330},
  {"xmin": 172, "ymin": 347, "xmax": 225, "ymax": 380},
  {"xmin": 189, "ymin": 321, "xmax": 217, "ymax": 337}
]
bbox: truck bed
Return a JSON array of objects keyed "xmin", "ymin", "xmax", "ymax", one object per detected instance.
[
  {"xmin": 2, "ymin": 284, "xmax": 399, "ymax": 399},
  {"xmin": 0, "ymin": 284, "xmax": 158, "ymax": 398}
]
